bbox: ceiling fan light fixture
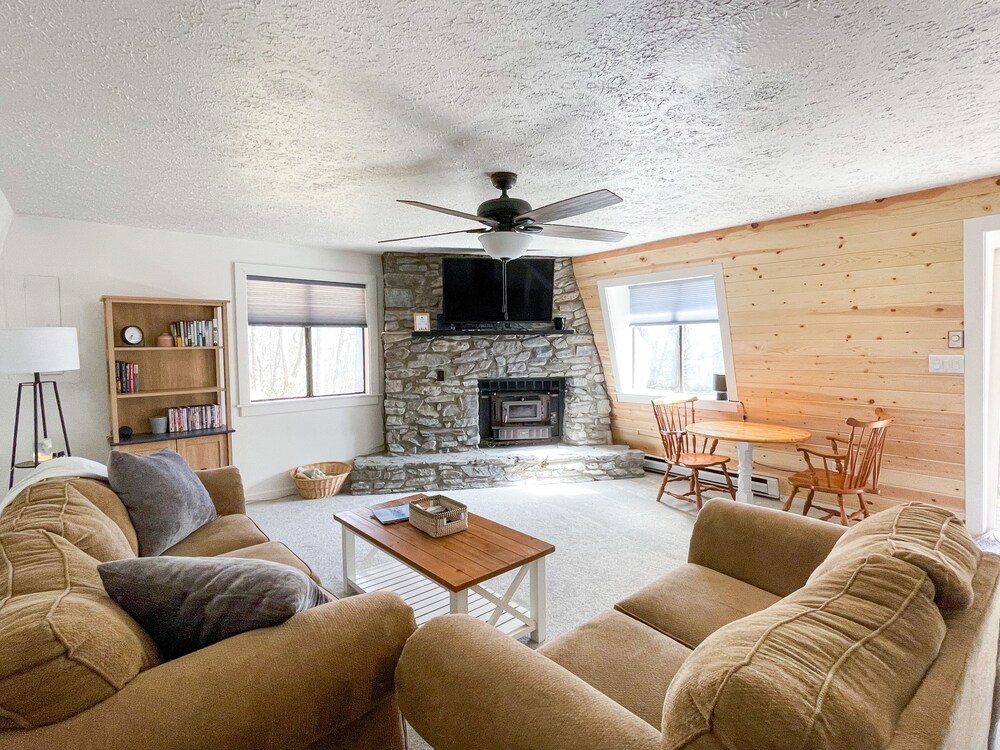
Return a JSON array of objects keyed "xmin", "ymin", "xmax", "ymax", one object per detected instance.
[{"xmin": 478, "ymin": 230, "xmax": 532, "ymax": 261}]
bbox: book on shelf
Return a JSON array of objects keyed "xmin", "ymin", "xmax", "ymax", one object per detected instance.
[
  {"xmin": 114, "ymin": 361, "xmax": 139, "ymax": 394},
  {"xmin": 167, "ymin": 404, "xmax": 224, "ymax": 433},
  {"xmin": 169, "ymin": 319, "xmax": 220, "ymax": 348}
]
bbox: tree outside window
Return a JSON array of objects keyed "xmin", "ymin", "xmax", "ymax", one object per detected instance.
[{"xmin": 633, "ymin": 323, "xmax": 724, "ymax": 395}]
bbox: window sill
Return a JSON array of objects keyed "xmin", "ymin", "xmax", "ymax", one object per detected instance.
[
  {"xmin": 237, "ymin": 393, "xmax": 383, "ymax": 417},
  {"xmin": 615, "ymin": 391, "xmax": 742, "ymax": 412}
]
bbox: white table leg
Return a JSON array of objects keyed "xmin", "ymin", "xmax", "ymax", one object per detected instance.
[
  {"xmin": 450, "ymin": 589, "xmax": 469, "ymax": 615},
  {"xmin": 341, "ymin": 526, "xmax": 359, "ymax": 594},
  {"xmin": 735, "ymin": 441, "xmax": 755, "ymax": 504},
  {"xmin": 529, "ymin": 557, "xmax": 547, "ymax": 643}
]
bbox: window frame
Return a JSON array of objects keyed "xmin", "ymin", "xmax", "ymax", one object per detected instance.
[
  {"xmin": 597, "ymin": 264, "xmax": 738, "ymax": 408},
  {"xmin": 234, "ymin": 263, "xmax": 382, "ymax": 416}
]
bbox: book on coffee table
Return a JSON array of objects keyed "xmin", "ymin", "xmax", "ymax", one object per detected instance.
[{"xmin": 372, "ymin": 505, "xmax": 409, "ymax": 525}]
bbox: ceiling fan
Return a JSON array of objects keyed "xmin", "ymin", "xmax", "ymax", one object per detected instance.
[{"xmin": 379, "ymin": 172, "xmax": 627, "ymax": 261}]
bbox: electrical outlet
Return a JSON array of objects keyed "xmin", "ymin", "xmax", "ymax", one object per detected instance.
[
  {"xmin": 928, "ymin": 355, "xmax": 964, "ymax": 374},
  {"xmin": 948, "ymin": 330, "xmax": 964, "ymax": 348}
]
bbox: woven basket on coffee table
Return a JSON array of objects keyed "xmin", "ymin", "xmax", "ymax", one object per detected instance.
[
  {"xmin": 408, "ymin": 495, "xmax": 468, "ymax": 537},
  {"xmin": 289, "ymin": 461, "xmax": 351, "ymax": 499}
]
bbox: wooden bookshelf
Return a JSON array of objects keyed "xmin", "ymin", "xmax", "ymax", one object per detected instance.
[{"xmin": 102, "ymin": 296, "xmax": 234, "ymax": 469}]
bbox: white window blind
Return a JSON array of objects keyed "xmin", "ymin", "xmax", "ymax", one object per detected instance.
[
  {"xmin": 628, "ymin": 275, "xmax": 719, "ymax": 326},
  {"xmin": 246, "ymin": 276, "xmax": 368, "ymax": 327}
]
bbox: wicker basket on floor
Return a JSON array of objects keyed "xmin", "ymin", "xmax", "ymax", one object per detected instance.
[{"xmin": 290, "ymin": 461, "xmax": 351, "ymax": 499}]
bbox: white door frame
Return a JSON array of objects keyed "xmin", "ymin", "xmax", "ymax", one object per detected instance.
[{"xmin": 963, "ymin": 215, "xmax": 1000, "ymax": 537}]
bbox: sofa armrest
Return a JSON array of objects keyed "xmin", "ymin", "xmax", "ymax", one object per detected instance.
[
  {"xmin": 396, "ymin": 615, "xmax": 662, "ymax": 750},
  {"xmin": 688, "ymin": 498, "xmax": 846, "ymax": 597},
  {"xmin": 196, "ymin": 466, "xmax": 246, "ymax": 516},
  {"xmin": 4, "ymin": 592, "xmax": 416, "ymax": 750}
]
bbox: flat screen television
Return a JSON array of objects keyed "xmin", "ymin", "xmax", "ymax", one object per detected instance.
[{"xmin": 442, "ymin": 257, "xmax": 555, "ymax": 324}]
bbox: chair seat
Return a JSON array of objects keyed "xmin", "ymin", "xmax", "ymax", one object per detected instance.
[
  {"xmin": 676, "ymin": 453, "xmax": 729, "ymax": 469},
  {"xmin": 788, "ymin": 470, "xmax": 869, "ymax": 493}
]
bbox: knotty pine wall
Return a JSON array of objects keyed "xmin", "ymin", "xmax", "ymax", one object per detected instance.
[{"xmin": 574, "ymin": 177, "xmax": 1000, "ymax": 514}]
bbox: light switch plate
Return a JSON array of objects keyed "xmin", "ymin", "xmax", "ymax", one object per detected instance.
[
  {"xmin": 948, "ymin": 330, "xmax": 964, "ymax": 348},
  {"xmin": 929, "ymin": 354, "xmax": 964, "ymax": 374}
]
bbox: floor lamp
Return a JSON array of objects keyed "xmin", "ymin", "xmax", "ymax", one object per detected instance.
[{"xmin": 0, "ymin": 327, "xmax": 80, "ymax": 488}]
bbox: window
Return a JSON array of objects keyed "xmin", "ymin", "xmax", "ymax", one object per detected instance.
[
  {"xmin": 598, "ymin": 265, "xmax": 737, "ymax": 405},
  {"xmin": 245, "ymin": 275, "xmax": 368, "ymax": 402},
  {"xmin": 628, "ymin": 274, "xmax": 724, "ymax": 394}
]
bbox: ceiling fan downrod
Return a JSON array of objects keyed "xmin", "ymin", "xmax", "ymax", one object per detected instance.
[{"xmin": 501, "ymin": 258, "xmax": 509, "ymax": 321}]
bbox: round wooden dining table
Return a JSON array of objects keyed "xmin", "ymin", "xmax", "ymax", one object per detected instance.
[{"xmin": 685, "ymin": 421, "xmax": 811, "ymax": 503}]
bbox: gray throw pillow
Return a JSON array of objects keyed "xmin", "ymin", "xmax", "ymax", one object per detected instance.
[
  {"xmin": 98, "ymin": 556, "xmax": 330, "ymax": 658},
  {"xmin": 108, "ymin": 449, "xmax": 218, "ymax": 556}
]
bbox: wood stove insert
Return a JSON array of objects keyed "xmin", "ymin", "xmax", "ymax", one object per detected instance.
[{"xmin": 478, "ymin": 378, "xmax": 566, "ymax": 445}]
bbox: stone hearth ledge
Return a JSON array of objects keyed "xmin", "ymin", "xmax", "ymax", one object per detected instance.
[{"xmin": 350, "ymin": 444, "xmax": 645, "ymax": 495}]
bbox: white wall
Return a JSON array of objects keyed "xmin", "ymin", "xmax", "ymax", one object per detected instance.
[{"xmin": 0, "ymin": 215, "xmax": 385, "ymax": 501}]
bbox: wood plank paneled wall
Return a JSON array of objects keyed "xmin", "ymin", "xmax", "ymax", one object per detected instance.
[{"xmin": 574, "ymin": 177, "xmax": 1000, "ymax": 514}]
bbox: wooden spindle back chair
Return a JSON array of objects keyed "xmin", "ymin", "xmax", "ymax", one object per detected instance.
[
  {"xmin": 782, "ymin": 407, "xmax": 893, "ymax": 526},
  {"xmin": 652, "ymin": 396, "xmax": 736, "ymax": 509}
]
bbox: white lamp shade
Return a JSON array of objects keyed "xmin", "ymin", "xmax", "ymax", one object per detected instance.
[
  {"xmin": 478, "ymin": 231, "xmax": 532, "ymax": 261},
  {"xmin": 0, "ymin": 327, "xmax": 80, "ymax": 374}
]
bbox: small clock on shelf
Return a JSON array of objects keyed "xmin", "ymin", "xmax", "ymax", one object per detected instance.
[{"xmin": 120, "ymin": 326, "xmax": 144, "ymax": 346}]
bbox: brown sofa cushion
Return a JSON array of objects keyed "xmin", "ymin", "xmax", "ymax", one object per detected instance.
[
  {"xmin": 614, "ymin": 563, "xmax": 780, "ymax": 648},
  {"xmin": 0, "ymin": 478, "xmax": 135, "ymax": 561},
  {"xmin": 0, "ymin": 529, "xmax": 161, "ymax": 730},
  {"xmin": 99, "ymin": 556, "xmax": 330, "ymax": 658},
  {"xmin": 163, "ymin": 514, "xmax": 269, "ymax": 557},
  {"xmin": 61, "ymin": 478, "xmax": 140, "ymax": 554},
  {"xmin": 108, "ymin": 450, "xmax": 218, "ymax": 557},
  {"xmin": 661, "ymin": 554, "xmax": 946, "ymax": 750},
  {"xmin": 221, "ymin": 541, "xmax": 320, "ymax": 582},
  {"xmin": 809, "ymin": 502, "xmax": 981, "ymax": 609},
  {"xmin": 539, "ymin": 609, "xmax": 691, "ymax": 727},
  {"xmin": 884, "ymin": 554, "xmax": 1000, "ymax": 750},
  {"xmin": 0, "ymin": 529, "xmax": 105, "ymax": 598}
]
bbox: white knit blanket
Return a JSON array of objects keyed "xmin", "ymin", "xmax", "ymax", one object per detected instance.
[{"xmin": 0, "ymin": 456, "xmax": 109, "ymax": 515}]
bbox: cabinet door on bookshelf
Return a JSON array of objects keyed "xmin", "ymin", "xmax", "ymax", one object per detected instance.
[
  {"xmin": 176, "ymin": 435, "xmax": 229, "ymax": 471},
  {"xmin": 113, "ymin": 439, "xmax": 177, "ymax": 457}
]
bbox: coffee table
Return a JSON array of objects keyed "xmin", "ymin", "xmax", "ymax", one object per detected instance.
[{"xmin": 334, "ymin": 495, "xmax": 555, "ymax": 642}]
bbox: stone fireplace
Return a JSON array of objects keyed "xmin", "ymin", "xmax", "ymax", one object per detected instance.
[
  {"xmin": 349, "ymin": 253, "xmax": 644, "ymax": 494},
  {"xmin": 380, "ymin": 253, "xmax": 612, "ymax": 455}
]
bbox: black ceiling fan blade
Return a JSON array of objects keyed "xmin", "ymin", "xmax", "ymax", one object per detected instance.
[
  {"xmin": 398, "ymin": 200, "xmax": 499, "ymax": 227},
  {"xmin": 515, "ymin": 189, "xmax": 622, "ymax": 225},
  {"xmin": 378, "ymin": 228, "xmax": 488, "ymax": 244},
  {"xmin": 530, "ymin": 223, "xmax": 628, "ymax": 242}
]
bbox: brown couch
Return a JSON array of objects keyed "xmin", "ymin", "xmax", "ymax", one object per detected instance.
[
  {"xmin": 0, "ymin": 467, "xmax": 416, "ymax": 750},
  {"xmin": 397, "ymin": 499, "xmax": 1000, "ymax": 750}
]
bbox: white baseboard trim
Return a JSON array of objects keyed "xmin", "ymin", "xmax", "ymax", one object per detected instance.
[
  {"xmin": 644, "ymin": 454, "xmax": 780, "ymax": 499},
  {"xmin": 246, "ymin": 485, "xmax": 297, "ymax": 504}
]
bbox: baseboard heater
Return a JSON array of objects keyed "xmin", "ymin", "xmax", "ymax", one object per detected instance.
[{"xmin": 643, "ymin": 455, "xmax": 780, "ymax": 499}]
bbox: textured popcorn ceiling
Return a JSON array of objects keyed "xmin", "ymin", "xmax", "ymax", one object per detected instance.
[{"xmin": 2, "ymin": 1, "xmax": 1000, "ymax": 255}]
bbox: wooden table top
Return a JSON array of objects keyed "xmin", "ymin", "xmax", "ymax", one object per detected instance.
[
  {"xmin": 686, "ymin": 420, "xmax": 811, "ymax": 444},
  {"xmin": 334, "ymin": 494, "xmax": 555, "ymax": 592}
]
